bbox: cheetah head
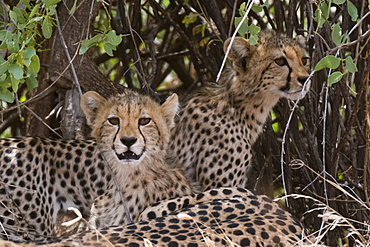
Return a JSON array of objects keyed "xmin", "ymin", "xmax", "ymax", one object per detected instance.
[
  {"xmin": 80, "ymin": 90, "xmax": 178, "ymax": 167},
  {"xmin": 224, "ymin": 30, "xmax": 311, "ymax": 101}
]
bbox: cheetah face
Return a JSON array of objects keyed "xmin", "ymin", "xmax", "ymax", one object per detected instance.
[
  {"xmin": 224, "ymin": 31, "xmax": 311, "ymax": 101},
  {"xmin": 261, "ymin": 45, "xmax": 310, "ymax": 100},
  {"xmin": 80, "ymin": 91, "xmax": 178, "ymax": 167},
  {"xmin": 106, "ymin": 110, "xmax": 152, "ymax": 164}
]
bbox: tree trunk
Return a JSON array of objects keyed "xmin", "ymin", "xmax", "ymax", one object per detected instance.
[{"xmin": 24, "ymin": 0, "xmax": 126, "ymax": 138}]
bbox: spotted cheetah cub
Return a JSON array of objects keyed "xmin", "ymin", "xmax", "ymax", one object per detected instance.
[
  {"xmin": 0, "ymin": 90, "xmax": 192, "ymax": 241},
  {"xmin": 171, "ymin": 30, "xmax": 311, "ymax": 191}
]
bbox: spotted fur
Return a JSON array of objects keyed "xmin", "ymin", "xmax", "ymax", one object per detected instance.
[
  {"xmin": 0, "ymin": 188, "xmax": 312, "ymax": 246},
  {"xmin": 0, "ymin": 90, "xmax": 193, "ymax": 241},
  {"xmin": 171, "ymin": 30, "xmax": 311, "ymax": 191}
]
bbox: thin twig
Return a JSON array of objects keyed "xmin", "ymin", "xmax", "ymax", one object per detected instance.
[
  {"xmin": 195, "ymin": 0, "xmax": 222, "ymax": 41},
  {"xmin": 55, "ymin": 11, "xmax": 83, "ymax": 96},
  {"xmin": 280, "ymin": 71, "xmax": 314, "ymax": 207},
  {"xmin": 22, "ymin": 105, "xmax": 62, "ymax": 138},
  {"xmin": 228, "ymin": 0, "xmax": 238, "ymax": 37},
  {"xmin": 315, "ymin": 8, "xmax": 370, "ymax": 233},
  {"xmin": 216, "ymin": 0, "xmax": 254, "ymax": 82},
  {"xmin": 121, "ymin": 0, "xmax": 148, "ymax": 89},
  {"xmin": 327, "ymin": 29, "xmax": 370, "ymax": 54}
]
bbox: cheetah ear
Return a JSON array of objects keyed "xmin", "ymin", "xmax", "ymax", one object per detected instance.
[
  {"xmin": 295, "ymin": 35, "xmax": 306, "ymax": 48},
  {"xmin": 224, "ymin": 37, "xmax": 256, "ymax": 73},
  {"xmin": 80, "ymin": 91, "xmax": 107, "ymax": 126},
  {"xmin": 223, "ymin": 37, "xmax": 255, "ymax": 62},
  {"xmin": 161, "ymin": 93, "xmax": 178, "ymax": 129}
]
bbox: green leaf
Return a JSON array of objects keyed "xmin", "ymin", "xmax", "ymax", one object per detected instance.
[
  {"xmin": 79, "ymin": 34, "xmax": 103, "ymax": 55},
  {"xmin": 347, "ymin": 1, "xmax": 358, "ymax": 21},
  {"xmin": 331, "ymin": 23, "xmax": 342, "ymax": 46},
  {"xmin": 314, "ymin": 55, "xmax": 341, "ymax": 71},
  {"xmin": 29, "ymin": 3, "xmax": 41, "ymax": 18},
  {"xmin": 10, "ymin": 75, "xmax": 20, "ymax": 92},
  {"xmin": 333, "ymin": 0, "xmax": 346, "ymax": 3},
  {"xmin": 320, "ymin": 1, "xmax": 329, "ymax": 19},
  {"xmin": 249, "ymin": 23, "xmax": 261, "ymax": 35},
  {"xmin": 251, "ymin": 1, "xmax": 269, "ymax": 12},
  {"xmin": 104, "ymin": 43, "xmax": 115, "ymax": 56},
  {"xmin": 251, "ymin": 2, "xmax": 269, "ymax": 13},
  {"xmin": 0, "ymin": 72, "xmax": 6, "ymax": 82},
  {"xmin": 106, "ymin": 30, "xmax": 122, "ymax": 46},
  {"xmin": 44, "ymin": 0, "xmax": 61, "ymax": 8},
  {"xmin": 69, "ymin": 0, "xmax": 78, "ymax": 15},
  {"xmin": 28, "ymin": 55, "xmax": 40, "ymax": 73},
  {"xmin": 345, "ymin": 56, "xmax": 358, "ymax": 73},
  {"xmin": 9, "ymin": 10, "xmax": 18, "ymax": 24},
  {"xmin": 0, "ymin": 89, "xmax": 14, "ymax": 103},
  {"xmin": 199, "ymin": 37, "xmax": 210, "ymax": 47},
  {"xmin": 8, "ymin": 64, "xmax": 23, "ymax": 79},
  {"xmin": 48, "ymin": 5, "xmax": 57, "ymax": 15},
  {"xmin": 239, "ymin": 2, "xmax": 246, "ymax": 16},
  {"xmin": 328, "ymin": 71, "xmax": 343, "ymax": 85},
  {"xmin": 42, "ymin": 17, "xmax": 53, "ymax": 39},
  {"xmin": 81, "ymin": 34, "xmax": 103, "ymax": 47},
  {"xmin": 0, "ymin": 30, "xmax": 7, "ymax": 41},
  {"xmin": 252, "ymin": 5, "xmax": 262, "ymax": 13},
  {"xmin": 6, "ymin": 34, "xmax": 20, "ymax": 53},
  {"xmin": 79, "ymin": 46, "xmax": 90, "ymax": 55},
  {"xmin": 314, "ymin": 8, "xmax": 325, "ymax": 29},
  {"xmin": 26, "ymin": 74, "xmax": 38, "ymax": 91},
  {"xmin": 28, "ymin": 16, "xmax": 43, "ymax": 24},
  {"xmin": 249, "ymin": 34, "xmax": 259, "ymax": 45},
  {"xmin": 12, "ymin": 7, "xmax": 26, "ymax": 25},
  {"xmin": 0, "ymin": 63, "xmax": 8, "ymax": 74},
  {"xmin": 23, "ymin": 49, "xmax": 36, "ymax": 66},
  {"xmin": 182, "ymin": 13, "xmax": 198, "ymax": 24},
  {"xmin": 234, "ymin": 17, "xmax": 249, "ymax": 35},
  {"xmin": 192, "ymin": 24, "xmax": 206, "ymax": 36}
]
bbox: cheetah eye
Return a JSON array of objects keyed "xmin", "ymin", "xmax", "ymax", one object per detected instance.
[
  {"xmin": 138, "ymin": 118, "xmax": 151, "ymax": 126},
  {"xmin": 108, "ymin": 117, "xmax": 120, "ymax": 125},
  {"xmin": 301, "ymin": 57, "xmax": 309, "ymax": 65},
  {"xmin": 275, "ymin": 57, "xmax": 287, "ymax": 66}
]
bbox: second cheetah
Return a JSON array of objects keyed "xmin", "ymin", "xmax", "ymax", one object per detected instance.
[{"xmin": 171, "ymin": 30, "xmax": 311, "ymax": 191}]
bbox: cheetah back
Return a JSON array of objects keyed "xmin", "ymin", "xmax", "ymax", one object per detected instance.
[
  {"xmin": 3, "ymin": 188, "xmax": 309, "ymax": 246},
  {"xmin": 0, "ymin": 137, "xmax": 107, "ymax": 240}
]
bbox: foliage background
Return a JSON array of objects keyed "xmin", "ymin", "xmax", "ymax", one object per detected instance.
[{"xmin": 0, "ymin": 0, "xmax": 369, "ymax": 245}]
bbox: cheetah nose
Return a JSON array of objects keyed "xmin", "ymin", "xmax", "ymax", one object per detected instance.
[
  {"xmin": 121, "ymin": 136, "xmax": 137, "ymax": 147},
  {"xmin": 298, "ymin": 76, "xmax": 308, "ymax": 85}
]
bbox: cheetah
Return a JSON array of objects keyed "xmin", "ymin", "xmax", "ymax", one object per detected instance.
[
  {"xmin": 0, "ymin": 187, "xmax": 312, "ymax": 246},
  {"xmin": 171, "ymin": 30, "xmax": 311, "ymax": 191},
  {"xmin": 0, "ymin": 90, "xmax": 193, "ymax": 241}
]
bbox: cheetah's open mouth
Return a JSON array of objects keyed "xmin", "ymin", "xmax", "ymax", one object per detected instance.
[{"xmin": 116, "ymin": 151, "xmax": 141, "ymax": 160}]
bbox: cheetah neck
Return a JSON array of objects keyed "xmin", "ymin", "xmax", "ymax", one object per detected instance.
[
  {"xmin": 214, "ymin": 72, "xmax": 281, "ymax": 144},
  {"xmin": 239, "ymin": 96, "xmax": 279, "ymax": 144}
]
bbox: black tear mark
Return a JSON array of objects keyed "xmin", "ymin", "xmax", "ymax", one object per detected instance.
[
  {"xmin": 280, "ymin": 62, "xmax": 292, "ymax": 91},
  {"xmin": 241, "ymin": 58, "xmax": 247, "ymax": 71}
]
